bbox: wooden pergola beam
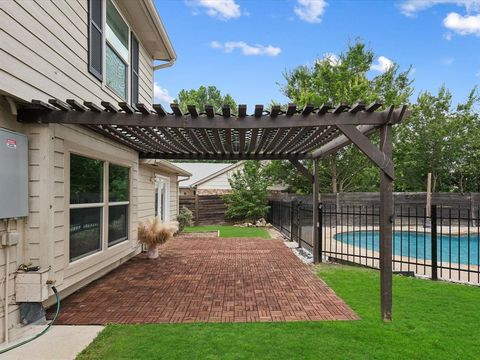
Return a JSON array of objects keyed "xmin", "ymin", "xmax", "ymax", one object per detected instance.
[
  {"xmin": 289, "ymin": 160, "xmax": 313, "ymax": 183},
  {"xmin": 18, "ymin": 108, "xmax": 399, "ymax": 128}
]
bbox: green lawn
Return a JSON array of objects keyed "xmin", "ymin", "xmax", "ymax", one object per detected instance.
[
  {"xmin": 77, "ymin": 265, "xmax": 479, "ymax": 359},
  {"xmin": 184, "ymin": 225, "xmax": 270, "ymax": 239}
]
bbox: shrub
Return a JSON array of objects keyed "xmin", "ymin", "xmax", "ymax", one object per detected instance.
[
  {"xmin": 177, "ymin": 206, "xmax": 193, "ymax": 232},
  {"xmin": 223, "ymin": 161, "xmax": 270, "ymax": 222}
]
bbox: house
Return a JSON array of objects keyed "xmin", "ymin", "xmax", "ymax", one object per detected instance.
[
  {"xmin": 176, "ymin": 161, "xmax": 287, "ymax": 196},
  {"xmin": 176, "ymin": 162, "xmax": 245, "ymax": 196},
  {"xmin": 0, "ymin": 0, "xmax": 188, "ymax": 343}
]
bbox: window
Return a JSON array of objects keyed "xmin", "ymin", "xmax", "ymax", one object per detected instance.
[
  {"xmin": 155, "ymin": 177, "xmax": 169, "ymax": 222},
  {"xmin": 108, "ymin": 164, "xmax": 129, "ymax": 246},
  {"xmin": 88, "ymin": 0, "xmax": 140, "ymax": 103},
  {"xmin": 69, "ymin": 154, "xmax": 104, "ymax": 261},
  {"xmin": 69, "ymin": 154, "xmax": 130, "ymax": 262},
  {"xmin": 106, "ymin": 0, "xmax": 129, "ymax": 99}
]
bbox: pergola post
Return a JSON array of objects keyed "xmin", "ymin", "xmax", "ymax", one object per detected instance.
[
  {"xmin": 312, "ymin": 159, "xmax": 320, "ymax": 264},
  {"xmin": 379, "ymin": 123, "xmax": 393, "ymax": 321}
]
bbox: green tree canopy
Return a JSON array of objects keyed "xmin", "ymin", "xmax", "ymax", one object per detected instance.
[
  {"xmin": 267, "ymin": 40, "xmax": 413, "ymax": 193},
  {"xmin": 175, "ymin": 85, "xmax": 237, "ymax": 114}
]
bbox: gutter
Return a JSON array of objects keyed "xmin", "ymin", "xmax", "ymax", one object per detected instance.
[{"xmin": 154, "ymin": 59, "xmax": 175, "ymax": 71}]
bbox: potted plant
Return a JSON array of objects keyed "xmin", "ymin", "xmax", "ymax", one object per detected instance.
[{"xmin": 138, "ymin": 217, "xmax": 179, "ymax": 259}]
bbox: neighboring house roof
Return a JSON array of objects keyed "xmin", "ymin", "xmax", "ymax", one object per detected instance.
[
  {"xmin": 174, "ymin": 162, "xmax": 245, "ymax": 188},
  {"xmin": 116, "ymin": 0, "xmax": 176, "ymax": 62},
  {"xmin": 140, "ymin": 159, "xmax": 191, "ymax": 176}
]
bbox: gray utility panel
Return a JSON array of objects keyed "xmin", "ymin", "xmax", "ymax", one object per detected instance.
[{"xmin": 0, "ymin": 128, "xmax": 28, "ymax": 219}]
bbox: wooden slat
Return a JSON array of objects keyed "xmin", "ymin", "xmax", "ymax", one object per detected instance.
[
  {"xmin": 211, "ymin": 128, "xmax": 226, "ymax": 154},
  {"xmin": 255, "ymin": 128, "xmax": 272, "ymax": 154},
  {"xmin": 333, "ymin": 103, "xmax": 349, "ymax": 114},
  {"xmin": 318, "ymin": 103, "xmax": 332, "ymax": 114},
  {"xmin": 140, "ymin": 152, "xmax": 309, "ymax": 160},
  {"xmin": 270, "ymin": 128, "xmax": 297, "ymax": 154},
  {"xmin": 264, "ymin": 128, "xmax": 286, "ymax": 153},
  {"xmin": 170, "ymin": 103, "xmax": 182, "ymax": 116},
  {"xmin": 224, "ymin": 129, "xmax": 234, "ymax": 154},
  {"xmin": 152, "ymin": 104, "xmax": 167, "ymax": 116},
  {"xmin": 238, "ymin": 129, "xmax": 246, "ymax": 154},
  {"xmin": 119, "ymin": 102, "xmax": 136, "ymax": 114},
  {"xmin": 277, "ymin": 127, "xmax": 311, "ymax": 153},
  {"xmin": 198, "ymin": 129, "xmax": 218, "ymax": 153},
  {"xmin": 187, "ymin": 105, "xmax": 198, "ymax": 118},
  {"xmin": 350, "ymin": 102, "xmax": 365, "ymax": 113},
  {"xmin": 141, "ymin": 127, "xmax": 182, "ymax": 153},
  {"xmin": 287, "ymin": 127, "xmax": 328, "ymax": 153},
  {"xmin": 286, "ymin": 103, "xmax": 297, "ymax": 116},
  {"xmin": 135, "ymin": 103, "xmax": 151, "ymax": 115},
  {"xmin": 31, "ymin": 99, "xmax": 56, "ymax": 111},
  {"xmin": 66, "ymin": 99, "xmax": 89, "ymax": 111},
  {"xmin": 238, "ymin": 104, "xmax": 247, "ymax": 118},
  {"xmin": 270, "ymin": 105, "xmax": 281, "ymax": 117},
  {"xmin": 172, "ymin": 128, "xmax": 199, "ymax": 153},
  {"xmin": 254, "ymin": 105, "xmax": 263, "ymax": 117},
  {"xmin": 247, "ymin": 128, "xmax": 259, "ymax": 154},
  {"xmin": 205, "ymin": 105, "xmax": 215, "ymax": 118},
  {"xmin": 187, "ymin": 128, "xmax": 209, "ymax": 154},
  {"xmin": 101, "ymin": 101, "xmax": 119, "ymax": 113},
  {"xmin": 84, "ymin": 101, "xmax": 103, "ymax": 112},
  {"xmin": 290, "ymin": 159, "xmax": 313, "ymax": 183},
  {"xmin": 365, "ymin": 101, "xmax": 382, "ymax": 112},
  {"xmin": 302, "ymin": 104, "xmax": 314, "ymax": 116},
  {"xmin": 222, "ymin": 105, "xmax": 231, "ymax": 118},
  {"xmin": 155, "ymin": 128, "xmax": 191, "ymax": 154},
  {"xmin": 48, "ymin": 99, "xmax": 72, "ymax": 111}
]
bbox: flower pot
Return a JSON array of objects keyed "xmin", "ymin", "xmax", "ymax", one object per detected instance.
[{"xmin": 147, "ymin": 244, "xmax": 159, "ymax": 259}]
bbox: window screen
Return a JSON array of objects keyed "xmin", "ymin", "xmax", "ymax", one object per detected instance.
[{"xmin": 88, "ymin": 0, "xmax": 103, "ymax": 80}]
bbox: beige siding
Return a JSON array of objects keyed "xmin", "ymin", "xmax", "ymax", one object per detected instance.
[
  {"xmin": 0, "ymin": 0, "xmax": 154, "ymax": 105},
  {"xmin": 197, "ymin": 167, "xmax": 242, "ymax": 191}
]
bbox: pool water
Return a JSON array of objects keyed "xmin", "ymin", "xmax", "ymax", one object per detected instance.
[{"xmin": 333, "ymin": 231, "xmax": 480, "ymax": 266}]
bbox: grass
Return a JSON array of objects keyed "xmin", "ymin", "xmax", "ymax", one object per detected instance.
[
  {"xmin": 184, "ymin": 225, "xmax": 270, "ymax": 239},
  {"xmin": 77, "ymin": 265, "xmax": 480, "ymax": 359}
]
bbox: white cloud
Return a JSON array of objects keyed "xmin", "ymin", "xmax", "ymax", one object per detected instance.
[
  {"xmin": 318, "ymin": 52, "xmax": 341, "ymax": 66},
  {"xmin": 210, "ymin": 41, "xmax": 282, "ymax": 56},
  {"xmin": 399, "ymin": 0, "xmax": 480, "ymax": 17},
  {"xmin": 187, "ymin": 0, "xmax": 241, "ymax": 20},
  {"xmin": 294, "ymin": 0, "xmax": 328, "ymax": 23},
  {"xmin": 371, "ymin": 56, "xmax": 394, "ymax": 73},
  {"xmin": 153, "ymin": 83, "xmax": 174, "ymax": 104},
  {"xmin": 443, "ymin": 12, "xmax": 480, "ymax": 35}
]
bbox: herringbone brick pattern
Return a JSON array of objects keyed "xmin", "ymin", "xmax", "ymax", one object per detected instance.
[{"xmin": 48, "ymin": 237, "xmax": 357, "ymax": 324}]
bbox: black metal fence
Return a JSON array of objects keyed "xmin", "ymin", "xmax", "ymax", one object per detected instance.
[{"xmin": 268, "ymin": 200, "xmax": 480, "ymax": 285}]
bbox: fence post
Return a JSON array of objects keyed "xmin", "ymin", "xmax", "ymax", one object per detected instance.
[
  {"xmin": 290, "ymin": 200, "xmax": 295, "ymax": 242},
  {"xmin": 431, "ymin": 205, "xmax": 438, "ymax": 280},
  {"xmin": 318, "ymin": 202, "xmax": 323, "ymax": 263},
  {"xmin": 297, "ymin": 201, "xmax": 302, "ymax": 248}
]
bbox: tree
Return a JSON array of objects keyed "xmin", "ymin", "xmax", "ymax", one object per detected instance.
[
  {"xmin": 267, "ymin": 40, "xmax": 413, "ymax": 193},
  {"xmin": 175, "ymin": 85, "xmax": 237, "ymax": 114},
  {"xmin": 395, "ymin": 86, "xmax": 480, "ymax": 192},
  {"xmin": 223, "ymin": 161, "xmax": 270, "ymax": 221}
]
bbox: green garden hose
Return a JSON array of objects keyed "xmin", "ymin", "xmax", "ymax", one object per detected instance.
[{"xmin": 0, "ymin": 286, "xmax": 60, "ymax": 354}]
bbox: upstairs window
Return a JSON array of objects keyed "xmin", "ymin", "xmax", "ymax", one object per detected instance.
[
  {"xmin": 105, "ymin": 0, "xmax": 129, "ymax": 99},
  {"xmin": 88, "ymin": 0, "xmax": 140, "ymax": 103}
]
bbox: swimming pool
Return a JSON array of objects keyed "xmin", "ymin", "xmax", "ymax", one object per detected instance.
[{"xmin": 333, "ymin": 231, "xmax": 480, "ymax": 266}]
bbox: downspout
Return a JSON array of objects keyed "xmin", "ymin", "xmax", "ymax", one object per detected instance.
[{"xmin": 176, "ymin": 175, "xmax": 190, "ymax": 214}]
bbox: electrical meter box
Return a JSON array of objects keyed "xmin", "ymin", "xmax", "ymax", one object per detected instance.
[{"xmin": 0, "ymin": 128, "xmax": 28, "ymax": 219}]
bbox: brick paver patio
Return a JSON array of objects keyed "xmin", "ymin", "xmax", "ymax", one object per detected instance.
[{"xmin": 48, "ymin": 237, "xmax": 357, "ymax": 324}]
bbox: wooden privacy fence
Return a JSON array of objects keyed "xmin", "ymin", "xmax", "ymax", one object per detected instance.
[{"xmin": 179, "ymin": 195, "xmax": 228, "ymax": 225}]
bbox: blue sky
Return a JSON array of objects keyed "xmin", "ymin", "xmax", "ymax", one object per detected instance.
[{"xmin": 153, "ymin": 0, "xmax": 480, "ymax": 109}]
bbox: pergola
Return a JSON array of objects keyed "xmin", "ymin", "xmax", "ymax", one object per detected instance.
[{"xmin": 18, "ymin": 98, "xmax": 408, "ymax": 321}]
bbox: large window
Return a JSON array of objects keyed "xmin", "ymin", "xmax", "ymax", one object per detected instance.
[
  {"xmin": 69, "ymin": 154, "xmax": 104, "ymax": 261},
  {"xmin": 105, "ymin": 0, "xmax": 128, "ymax": 99},
  {"xmin": 69, "ymin": 154, "xmax": 130, "ymax": 262}
]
